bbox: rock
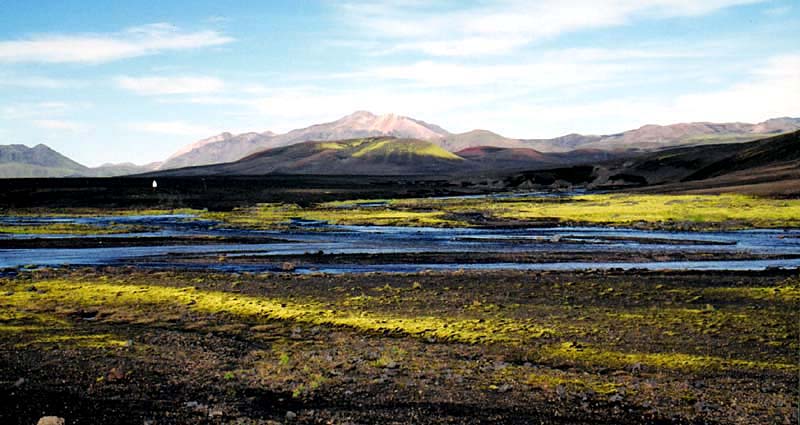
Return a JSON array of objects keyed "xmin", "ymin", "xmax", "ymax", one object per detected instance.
[
  {"xmin": 184, "ymin": 401, "xmax": 208, "ymax": 412},
  {"xmin": 609, "ymin": 393, "xmax": 624, "ymax": 403},
  {"xmin": 281, "ymin": 262, "xmax": 297, "ymax": 272},
  {"xmin": 106, "ymin": 367, "xmax": 125, "ymax": 382},
  {"xmin": 556, "ymin": 384, "xmax": 567, "ymax": 399},
  {"xmin": 285, "ymin": 411, "xmax": 297, "ymax": 420},
  {"xmin": 37, "ymin": 417, "xmax": 65, "ymax": 425},
  {"xmin": 209, "ymin": 409, "xmax": 224, "ymax": 418},
  {"xmin": 496, "ymin": 384, "xmax": 513, "ymax": 393}
]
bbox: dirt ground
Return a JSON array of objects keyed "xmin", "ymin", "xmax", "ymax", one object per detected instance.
[{"xmin": 0, "ymin": 267, "xmax": 797, "ymax": 424}]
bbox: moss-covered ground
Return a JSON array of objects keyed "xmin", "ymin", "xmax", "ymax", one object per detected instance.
[
  {"xmin": 1, "ymin": 268, "xmax": 796, "ymax": 423},
  {"xmin": 5, "ymin": 193, "xmax": 800, "ymax": 232},
  {"xmin": 204, "ymin": 193, "xmax": 800, "ymax": 231}
]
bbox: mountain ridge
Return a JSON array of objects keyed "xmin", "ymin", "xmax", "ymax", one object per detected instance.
[{"xmin": 161, "ymin": 112, "xmax": 800, "ymax": 170}]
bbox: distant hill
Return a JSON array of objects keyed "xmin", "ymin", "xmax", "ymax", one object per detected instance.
[
  {"xmin": 0, "ymin": 144, "xmax": 159, "ymax": 178},
  {"xmin": 441, "ymin": 130, "xmax": 526, "ymax": 152},
  {"xmin": 456, "ymin": 146, "xmax": 559, "ymax": 171},
  {"xmin": 590, "ymin": 130, "xmax": 800, "ymax": 187},
  {"xmin": 151, "ymin": 137, "xmax": 467, "ymax": 176},
  {"xmin": 613, "ymin": 130, "xmax": 800, "ymax": 196},
  {"xmin": 87, "ymin": 162, "xmax": 162, "ymax": 177},
  {"xmin": 527, "ymin": 117, "xmax": 800, "ymax": 152},
  {"xmin": 497, "ymin": 130, "xmax": 800, "ymax": 196},
  {"xmin": 0, "ymin": 144, "xmax": 88, "ymax": 177}
]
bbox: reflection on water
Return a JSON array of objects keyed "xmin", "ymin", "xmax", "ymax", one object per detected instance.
[{"xmin": 1, "ymin": 213, "xmax": 799, "ymax": 272}]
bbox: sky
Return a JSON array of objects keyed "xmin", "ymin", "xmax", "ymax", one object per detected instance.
[{"xmin": 0, "ymin": 0, "xmax": 798, "ymax": 166}]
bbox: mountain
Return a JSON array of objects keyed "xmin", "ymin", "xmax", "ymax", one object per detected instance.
[
  {"xmin": 498, "ymin": 130, "xmax": 800, "ymax": 196},
  {"xmin": 152, "ymin": 137, "xmax": 466, "ymax": 176},
  {"xmin": 527, "ymin": 118, "xmax": 800, "ymax": 152},
  {"xmin": 456, "ymin": 146, "xmax": 558, "ymax": 171},
  {"xmin": 0, "ymin": 144, "xmax": 161, "ymax": 178},
  {"xmin": 87, "ymin": 162, "xmax": 162, "ymax": 177},
  {"xmin": 440, "ymin": 130, "xmax": 526, "ymax": 152},
  {"xmin": 159, "ymin": 131, "xmax": 275, "ymax": 170},
  {"xmin": 589, "ymin": 130, "xmax": 800, "ymax": 192},
  {"xmin": 523, "ymin": 133, "xmax": 601, "ymax": 152},
  {"xmin": 0, "ymin": 144, "xmax": 88, "ymax": 177},
  {"xmin": 164, "ymin": 112, "xmax": 800, "ymax": 171},
  {"xmin": 159, "ymin": 111, "xmax": 451, "ymax": 170}
]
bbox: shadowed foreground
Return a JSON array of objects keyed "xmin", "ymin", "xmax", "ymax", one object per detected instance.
[{"xmin": 1, "ymin": 268, "xmax": 797, "ymax": 424}]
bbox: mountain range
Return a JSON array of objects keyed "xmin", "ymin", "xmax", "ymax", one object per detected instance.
[
  {"xmin": 504, "ymin": 129, "xmax": 800, "ymax": 197},
  {"xmin": 1, "ymin": 111, "xmax": 798, "ymax": 178},
  {"xmin": 159, "ymin": 111, "xmax": 799, "ymax": 170}
]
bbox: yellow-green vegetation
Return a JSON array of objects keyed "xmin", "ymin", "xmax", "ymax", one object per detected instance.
[
  {"xmin": 537, "ymin": 342, "xmax": 796, "ymax": 372},
  {"xmin": 1, "ymin": 269, "xmax": 797, "ymax": 422},
  {"xmin": 700, "ymin": 284, "xmax": 800, "ymax": 302},
  {"xmin": 18, "ymin": 333, "xmax": 128, "ymax": 349},
  {"xmin": 2, "ymin": 272, "xmax": 796, "ymax": 375},
  {"xmin": 0, "ymin": 222, "xmax": 145, "ymax": 235},
  {"xmin": 204, "ymin": 202, "xmax": 462, "ymax": 228},
  {"xmin": 524, "ymin": 369, "xmax": 620, "ymax": 395},
  {"xmin": 203, "ymin": 193, "xmax": 800, "ymax": 230},
  {"xmin": 350, "ymin": 139, "xmax": 463, "ymax": 160},
  {"xmin": 0, "ymin": 309, "xmax": 126, "ymax": 349},
  {"xmin": 0, "ymin": 279, "xmax": 553, "ymax": 345},
  {"xmin": 392, "ymin": 193, "xmax": 800, "ymax": 229}
]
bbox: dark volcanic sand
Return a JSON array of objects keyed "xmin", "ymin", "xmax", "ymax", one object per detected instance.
[{"xmin": 1, "ymin": 268, "xmax": 797, "ymax": 424}]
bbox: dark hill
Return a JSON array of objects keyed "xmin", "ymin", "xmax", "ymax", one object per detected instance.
[{"xmin": 150, "ymin": 137, "xmax": 467, "ymax": 176}]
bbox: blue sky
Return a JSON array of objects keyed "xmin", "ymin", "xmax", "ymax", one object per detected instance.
[{"xmin": 1, "ymin": 0, "xmax": 798, "ymax": 166}]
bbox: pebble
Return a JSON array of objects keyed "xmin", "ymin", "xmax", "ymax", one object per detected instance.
[
  {"xmin": 37, "ymin": 417, "xmax": 65, "ymax": 425},
  {"xmin": 496, "ymin": 384, "xmax": 513, "ymax": 393},
  {"xmin": 285, "ymin": 411, "xmax": 297, "ymax": 420},
  {"xmin": 556, "ymin": 384, "xmax": 567, "ymax": 399}
]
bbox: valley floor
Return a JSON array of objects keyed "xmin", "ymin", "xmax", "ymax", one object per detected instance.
[{"xmin": 1, "ymin": 268, "xmax": 797, "ymax": 424}]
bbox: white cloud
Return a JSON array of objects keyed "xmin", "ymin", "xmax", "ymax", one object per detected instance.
[
  {"xmin": 443, "ymin": 53, "xmax": 800, "ymax": 137},
  {"xmin": 0, "ymin": 23, "xmax": 233, "ymax": 64},
  {"xmin": 32, "ymin": 119, "xmax": 88, "ymax": 132},
  {"xmin": 130, "ymin": 120, "xmax": 217, "ymax": 137},
  {"xmin": 116, "ymin": 75, "xmax": 226, "ymax": 95},
  {"xmin": 0, "ymin": 75, "xmax": 81, "ymax": 89},
  {"xmin": 352, "ymin": 59, "xmax": 635, "ymax": 88},
  {"xmin": 670, "ymin": 54, "xmax": 800, "ymax": 123},
  {"xmin": 1, "ymin": 101, "xmax": 86, "ymax": 120},
  {"xmin": 337, "ymin": 0, "xmax": 766, "ymax": 56}
]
